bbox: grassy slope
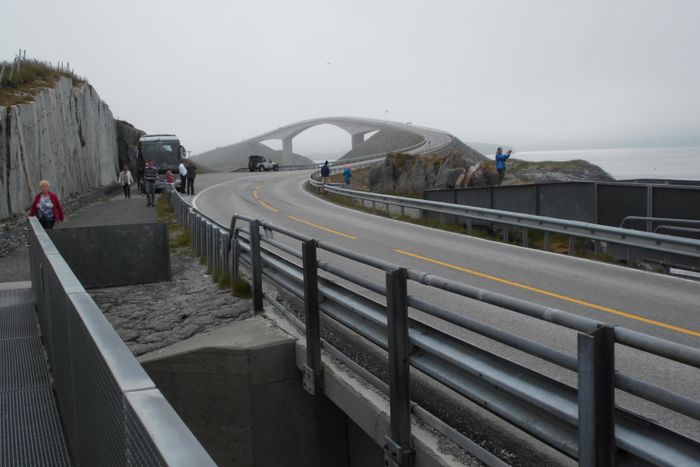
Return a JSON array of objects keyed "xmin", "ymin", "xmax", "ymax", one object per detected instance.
[{"xmin": 0, "ymin": 60, "xmax": 85, "ymax": 107}]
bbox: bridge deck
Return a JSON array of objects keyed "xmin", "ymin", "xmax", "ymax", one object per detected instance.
[{"xmin": 0, "ymin": 283, "xmax": 72, "ymax": 467}]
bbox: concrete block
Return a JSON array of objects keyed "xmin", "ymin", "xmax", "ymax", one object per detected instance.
[{"xmin": 48, "ymin": 223, "xmax": 170, "ymax": 288}]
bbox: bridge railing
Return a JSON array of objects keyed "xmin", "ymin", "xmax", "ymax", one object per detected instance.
[
  {"xmin": 27, "ymin": 217, "xmax": 215, "ymax": 467},
  {"xmin": 169, "ymin": 187, "xmax": 700, "ymax": 466},
  {"xmin": 308, "ymin": 180, "xmax": 700, "ymax": 266}
]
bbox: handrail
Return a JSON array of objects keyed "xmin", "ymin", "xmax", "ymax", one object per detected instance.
[
  {"xmin": 309, "ymin": 181, "xmax": 700, "ymax": 261},
  {"xmin": 27, "ymin": 217, "xmax": 215, "ymax": 466},
  {"xmin": 169, "ymin": 186, "xmax": 700, "ymax": 466}
]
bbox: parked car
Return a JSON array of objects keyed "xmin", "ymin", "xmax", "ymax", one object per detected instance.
[{"xmin": 248, "ymin": 155, "xmax": 279, "ymax": 172}]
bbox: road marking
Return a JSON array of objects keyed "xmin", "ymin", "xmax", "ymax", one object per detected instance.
[
  {"xmin": 252, "ymin": 188, "xmax": 279, "ymax": 213},
  {"xmin": 394, "ymin": 249, "xmax": 700, "ymax": 338},
  {"xmin": 288, "ymin": 215, "xmax": 357, "ymax": 240}
]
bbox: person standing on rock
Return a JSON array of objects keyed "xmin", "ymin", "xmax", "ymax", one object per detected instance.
[
  {"xmin": 178, "ymin": 160, "xmax": 188, "ymax": 193},
  {"xmin": 118, "ymin": 165, "xmax": 134, "ymax": 199},
  {"xmin": 143, "ymin": 160, "xmax": 158, "ymax": 207},
  {"xmin": 320, "ymin": 160, "xmax": 331, "ymax": 185},
  {"xmin": 28, "ymin": 180, "xmax": 64, "ymax": 229},
  {"xmin": 342, "ymin": 164, "xmax": 352, "ymax": 189},
  {"xmin": 186, "ymin": 159, "xmax": 197, "ymax": 195},
  {"xmin": 495, "ymin": 147, "xmax": 512, "ymax": 185}
]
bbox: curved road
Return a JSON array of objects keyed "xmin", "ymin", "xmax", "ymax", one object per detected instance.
[{"xmin": 191, "ymin": 170, "xmax": 700, "ymax": 438}]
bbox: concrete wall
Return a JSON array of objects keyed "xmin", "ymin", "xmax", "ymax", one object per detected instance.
[
  {"xmin": 48, "ymin": 223, "xmax": 171, "ymax": 288},
  {"xmin": 0, "ymin": 77, "xmax": 119, "ymax": 219}
]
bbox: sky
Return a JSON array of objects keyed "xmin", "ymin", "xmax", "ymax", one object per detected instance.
[{"xmin": 3, "ymin": 0, "xmax": 700, "ymax": 155}]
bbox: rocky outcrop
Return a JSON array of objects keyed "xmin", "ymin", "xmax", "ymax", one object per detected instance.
[
  {"xmin": 369, "ymin": 143, "xmax": 488, "ymax": 194},
  {"xmin": 116, "ymin": 120, "xmax": 145, "ymax": 171},
  {"xmin": 339, "ymin": 128, "xmax": 424, "ymax": 161},
  {"xmin": 0, "ymin": 77, "xmax": 118, "ymax": 219},
  {"xmin": 369, "ymin": 150, "xmax": 614, "ymax": 195}
]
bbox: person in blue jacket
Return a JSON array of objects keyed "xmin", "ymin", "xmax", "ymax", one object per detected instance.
[
  {"xmin": 495, "ymin": 147, "xmax": 512, "ymax": 185},
  {"xmin": 342, "ymin": 164, "xmax": 352, "ymax": 188}
]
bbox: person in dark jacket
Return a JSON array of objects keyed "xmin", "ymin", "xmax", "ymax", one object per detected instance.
[
  {"xmin": 186, "ymin": 160, "xmax": 197, "ymax": 195},
  {"xmin": 143, "ymin": 160, "xmax": 158, "ymax": 207},
  {"xmin": 320, "ymin": 161, "xmax": 330, "ymax": 185},
  {"xmin": 495, "ymin": 147, "xmax": 512, "ymax": 185},
  {"xmin": 28, "ymin": 180, "xmax": 65, "ymax": 229}
]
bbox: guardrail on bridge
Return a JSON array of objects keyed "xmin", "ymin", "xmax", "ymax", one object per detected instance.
[{"xmin": 169, "ymin": 187, "xmax": 700, "ymax": 467}]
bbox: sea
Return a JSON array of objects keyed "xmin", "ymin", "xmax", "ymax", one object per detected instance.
[{"xmin": 513, "ymin": 146, "xmax": 700, "ymax": 181}]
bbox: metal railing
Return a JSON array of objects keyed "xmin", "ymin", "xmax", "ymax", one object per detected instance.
[
  {"xmin": 169, "ymin": 187, "xmax": 700, "ymax": 467},
  {"xmin": 309, "ymin": 181, "xmax": 700, "ymax": 264},
  {"xmin": 27, "ymin": 218, "xmax": 215, "ymax": 466}
]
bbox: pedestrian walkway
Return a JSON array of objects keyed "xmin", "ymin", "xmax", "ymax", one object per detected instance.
[{"xmin": 0, "ymin": 282, "xmax": 72, "ymax": 466}]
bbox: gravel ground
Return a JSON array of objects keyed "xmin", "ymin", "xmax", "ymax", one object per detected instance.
[{"xmin": 90, "ymin": 248, "xmax": 251, "ymax": 356}]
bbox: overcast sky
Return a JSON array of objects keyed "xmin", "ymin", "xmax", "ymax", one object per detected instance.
[{"xmin": 4, "ymin": 0, "xmax": 700, "ymax": 155}]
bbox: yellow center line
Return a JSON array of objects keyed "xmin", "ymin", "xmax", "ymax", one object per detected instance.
[
  {"xmin": 252, "ymin": 189, "xmax": 279, "ymax": 213},
  {"xmin": 288, "ymin": 215, "xmax": 357, "ymax": 240},
  {"xmin": 394, "ymin": 249, "xmax": 700, "ymax": 338}
]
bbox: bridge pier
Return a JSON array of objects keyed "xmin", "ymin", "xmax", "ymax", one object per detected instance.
[
  {"xmin": 282, "ymin": 137, "xmax": 293, "ymax": 164},
  {"xmin": 351, "ymin": 132, "xmax": 365, "ymax": 149}
]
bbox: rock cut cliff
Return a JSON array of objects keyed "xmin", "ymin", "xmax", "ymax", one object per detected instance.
[{"xmin": 0, "ymin": 77, "xmax": 118, "ymax": 219}]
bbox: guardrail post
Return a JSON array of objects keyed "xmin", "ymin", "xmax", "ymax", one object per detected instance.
[
  {"xmin": 502, "ymin": 226, "xmax": 509, "ymax": 243},
  {"xmin": 250, "ymin": 220, "xmax": 264, "ymax": 313},
  {"xmin": 232, "ymin": 229, "xmax": 241, "ymax": 282},
  {"xmin": 543, "ymin": 231, "xmax": 550, "ymax": 251},
  {"xmin": 384, "ymin": 267, "xmax": 414, "ymax": 467},
  {"xmin": 522, "ymin": 228, "xmax": 529, "ymax": 247},
  {"xmin": 568, "ymin": 236, "xmax": 575, "ymax": 256},
  {"xmin": 302, "ymin": 240, "xmax": 323, "ymax": 395},
  {"xmin": 577, "ymin": 325, "xmax": 615, "ymax": 467}
]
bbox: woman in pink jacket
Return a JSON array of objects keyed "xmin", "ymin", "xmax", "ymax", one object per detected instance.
[{"xmin": 28, "ymin": 180, "xmax": 65, "ymax": 229}]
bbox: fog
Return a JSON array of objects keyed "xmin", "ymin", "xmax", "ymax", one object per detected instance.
[{"xmin": 3, "ymin": 0, "xmax": 699, "ymax": 154}]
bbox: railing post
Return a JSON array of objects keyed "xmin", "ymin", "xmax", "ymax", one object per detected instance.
[
  {"xmin": 543, "ymin": 231, "xmax": 550, "ymax": 251},
  {"xmin": 384, "ymin": 267, "xmax": 414, "ymax": 467},
  {"xmin": 522, "ymin": 228, "xmax": 529, "ymax": 248},
  {"xmin": 250, "ymin": 220, "xmax": 264, "ymax": 313},
  {"xmin": 302, "ymin": 240, "xmax": 323, "ymax": 395},
  {"xmin": 232, "ymin": 229, "xmax": 241, "ymax": 283},
  {"xmin": 568, "ymin": 236, "xmax": 575, "ymax": 256},
  {"xmin": 502, "ymin": 226, "xmax": 509, "ymax": 243},
  {"xmin": 577, "ymin": 325, "xmax": 615, "ymax": 467}
]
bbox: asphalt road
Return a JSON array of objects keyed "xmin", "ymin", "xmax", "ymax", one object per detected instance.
[{"xmin": 190, "ymin": 170, "xmax": 700, "ymax": 439}]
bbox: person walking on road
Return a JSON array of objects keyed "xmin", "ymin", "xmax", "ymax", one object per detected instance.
[
  {"xmin": 186, "ymin": 159, "xmax": 197, "ymax": 195},
  {"xmin": 320, "ymin": 160, "xmax": 330, "ymax": 185},
  {"xmin": 118, "ymin": 165, "xmax": 134, "ymax": 199},
  {"xmin": 178, "ymin": 160, "xmax": 188, "ymax": 193},
  {"xmin": 143, "ymin": 160, "xmax": 158, "ymax": 207},
  {"xmin": 495, "ymin": 147, "xmax": 512, "ymax": 185},
  {"xmin": 28, "ymin": 180, "xmax": 64, "ymax": 229},
  {"xmin": 342, "ymin": 164, "xmax": 352, "ymax": 189}
]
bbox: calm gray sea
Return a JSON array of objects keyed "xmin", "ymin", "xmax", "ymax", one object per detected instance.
[{"xmin": 515, "ymin": 146, "xmax": 700, "ymax": 181}]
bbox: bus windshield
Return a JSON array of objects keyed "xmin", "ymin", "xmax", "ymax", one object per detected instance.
[{"xmin": 141, "ymin": 141, "xmax": 180, "ymax": 169}]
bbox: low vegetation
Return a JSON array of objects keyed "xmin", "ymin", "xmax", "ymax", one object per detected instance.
[{"xmin": 0, "ymin": 59, "xmax": 86, "ymax": 107}]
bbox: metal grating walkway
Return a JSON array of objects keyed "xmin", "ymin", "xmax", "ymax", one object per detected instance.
[{"xmin": 0, "ymin": 286, "xmax": 72, "ymax": 467}]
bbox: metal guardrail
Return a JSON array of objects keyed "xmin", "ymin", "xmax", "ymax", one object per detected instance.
[
  {"xmin": 27, "ymin": 217, "xmax": 215, "ymax": 466},
  {"xmin": 310, "ymin": 181, "xmax": 700, "ymax": 263},
  {"xmin": 620, "ymin": 216, "xmax": 700, "ymax": 231},
  {"xmin": 169, "ymin": 187, "xmax": 700, "ymax": 467}
]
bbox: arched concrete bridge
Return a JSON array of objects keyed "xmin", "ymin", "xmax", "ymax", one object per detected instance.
[{"xmin": 245, "ymin": 116, "xmax": 455, "ymax": 163}]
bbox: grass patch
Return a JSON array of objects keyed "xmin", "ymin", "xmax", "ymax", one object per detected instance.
[
  {"xmin": 199, "ymin": 256, "xmax": 207, "ymax": 266},
  {"xmin": 213, "ymin": 271, "xmax": 232, "ymax": 289},
  {"xmin": 232, "ymin": 279, "xmax": 252, "ymax": 298},
  {"xmin": 1, "ymin": 59, "xmax": 87, "ymax": 107},
  {"xmin": 170, "ymin": 230, "xmax": 192, "ymax": 249}
]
